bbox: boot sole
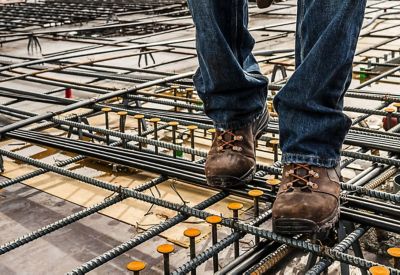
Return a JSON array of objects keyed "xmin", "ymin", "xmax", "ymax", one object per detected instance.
[
  {"xmin": 207, "ymin": 165, "xmax": 256, "ymax": 188},
  {"xmin": 206, "ymin": 110, "xmax": 270, "ymax": 188},
  {"xmin": 273, "ymin": 209, "xmax": 340, "ymax": 235}
]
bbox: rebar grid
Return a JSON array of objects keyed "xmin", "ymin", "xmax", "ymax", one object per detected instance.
[{"xmin": 1, "ymin": 1, "xmax": 400, "ymax": 274}]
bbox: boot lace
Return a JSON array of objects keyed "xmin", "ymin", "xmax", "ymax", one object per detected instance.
[
  {"xmin": 216, "ymin": 130, "xmax": 243, "ymax": 152},
  {"xmin": 283, "ymin": 164, "xmax": 320, "ymax": 192}
]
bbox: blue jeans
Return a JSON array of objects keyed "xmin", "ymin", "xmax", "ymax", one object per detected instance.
[{"xmin": 187, "ymin": 0, "xmax": 366, "ymax": 168}]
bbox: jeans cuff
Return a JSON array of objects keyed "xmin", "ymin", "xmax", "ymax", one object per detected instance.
[
  {"xmin": 214, "ymin": 110, "xmax": 262, "ymax": 130},
  {"xmin": 281, "ymin": 153, "xmax": 340, "ymax": 168}
]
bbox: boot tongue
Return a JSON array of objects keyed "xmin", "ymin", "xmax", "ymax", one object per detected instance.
[
  {"xmin": 290, "ymin": 165, "xmax": 310, "ymax": 187},
  {"xmin": 217, "ymin": 129, "xmax": 235, "ymax": 142},
  {"xmin": 294, "ymin": 167, "xmax": 308, "ymax": 177}
]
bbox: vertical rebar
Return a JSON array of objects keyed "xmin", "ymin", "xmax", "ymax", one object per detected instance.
[
  {"xmin": 118, "ymin": 111, "xmax": 128, "ymax": 148},
  {"xmin": 187, "ymin": 125, "xmax": 198, "ymax": 162},
  {"xmin": 206, "ymin": 215, "xmax": 222, "ymax": 273},
  {"xmin": 102, "ymin": 107, "xmax": 111, "ymax": 145},
  {"xmin": 168, "ymin": 121, "xmax": 179, "ymax": 158},
  {"xmin": 248, "ymin": 190, "xmax": 263, "ymax": 245},
  {"xmin": 134, "ymin": 114, "xmax": 144, "ymax": 150},
  {"xmin": 228, "ymin": 203, "xmax": 243, "ymax": 258},
  {"xmin": 149, "ymin": 118, "xmax": 161, "ymax": 154}
]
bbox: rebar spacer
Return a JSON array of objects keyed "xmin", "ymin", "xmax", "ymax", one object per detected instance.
[
  {"xmin": 228, "ymin": 202, "xmax": 244, "ymax": 211},
  {"xmin": 184, "ymin": 228, "xmax": 201, "ymax": 238},
  {"xmin": 369, "ymin": 266, "xmax": 390, "ymax": 275},
  {"xmin": 206, "ymin": 215, "xmax": 222, "ymax": 224},
  {"xmin": 126, "ymin": 261, "xmax": 146, "ymax": 272},
  {"xmin": 248, "ymin": 189, "xmax": 264, "ymax": 197},
  {"xmin": 157, "ymin": 244, "xmax": 175, "ymax": 254},
  {"xmin": 101, "ymin": 107, "xmax": 112, "ymax": 112}
]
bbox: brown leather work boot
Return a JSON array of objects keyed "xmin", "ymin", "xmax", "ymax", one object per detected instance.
[
  {"xmin": 272, "ymin": 164, "xmax": 341, "ymax": 234},
  {"xmin": 205, "ymin": 108, "xmax": 269, "ymax": 188},
  {"xmin": 256, "ymin": 0, "xmax": 274, "ymax": 9}
]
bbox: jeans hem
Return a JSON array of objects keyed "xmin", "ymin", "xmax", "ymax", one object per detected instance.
[
  {"xmin": 281, "ymin": 153, "xmax": 339, "ymax": 168},
  {"xmin": 214, "ymin": 110, "xmax": 262, "ymax": 130}
]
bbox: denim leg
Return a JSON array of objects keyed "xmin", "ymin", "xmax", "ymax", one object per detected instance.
[
  {"xmin": 274, "ymin": 0, "xmax": 367, "ymax": 168},
  {"xmin": 187, "ymin": 0, "xmax": 268, "ymax": 129}
]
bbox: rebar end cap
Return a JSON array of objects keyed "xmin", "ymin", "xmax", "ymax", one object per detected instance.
[
  {"xmin": 388, "ymin": 247, "xmax": 400, "ymax": 258},
  {"xmin": 248, "ymin": 190, "xmax": 264, "ymax": 197},
  {"xmin": 126, "ymin": 261, "xmax": 146, "ymax": 271},
  {"xmin": 184, "ymin": 228, "xmax": 201, "ymax": 238},
  {"xmin": 369, "ymin": 266, "xmax": 390, "ymax": 275},
  {"xmin": 228, "ymin": 202, "xmax": 244, "ymax": 211},
  {"xmin": 157, "ymin": 244, "xmax": 175, "ymax": 254},
  {"xmin": 206, "ymin": 215, "xmax": 222, "ymax": 224}
]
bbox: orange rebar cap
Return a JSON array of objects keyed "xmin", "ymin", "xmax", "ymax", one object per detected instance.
[
  {"xmin": 133, "ymin": 114, "xmax": 145, "ymax": 119},
  {"xmin": 248, "ymin": 190, "xmax": 264, "ymax": 197},
  {"xmin": 269, "ymin": 139, "xmax": 279, "ymax": 145},
  {"xmin": 184, "ymin": 228, "xmax": 201, "ymax": 238},
  {"xmin": 369, "ymin": 266, "xmax": 390, "ymax": 275},
  {"xmin": 187, "ymin": 125, "xmax": 198, "ymax": 130},
  {"xmin": 149, "ymin": 118, "xmax": 161, "ymax": 123},
  {"xmin": 117, "ymin": 111, "xmax": 128, "ymax": 116},
  {"xmin": 266, "ymin": 179, "xmax": 281, "ymax": 186},
  {"xmin": 157, "ymin": 244, "xmax": 175, "ymax": 254},
  {"xmin": 168, "ymin": 121, "xmax": 179, "ymax": 126},
  {"xmin": 126, "ymin": 261, "xmax": 146, "ymax": 271},
  {"xmin": 385, "ymin": 107, "xmax": 396, "ymax": 113},
  {"xmin": 388, "ymin": 247, "xmax": 400, "ymax": 258},
  {"xmin": 228, "ymin": 202, "xmax": 244, "ymax": 211},
  {"xmin": 206, "ymin": 215, "xmax": 222, "ymax": 224}
]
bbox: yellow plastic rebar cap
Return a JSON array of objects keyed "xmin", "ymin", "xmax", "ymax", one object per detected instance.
[
  {"xmin": 369, "ymin": 266, "xmax": 390, "ymax": 275},
  {"xmin": 168, "ymin": 121, "xmax": 179, "ymax": 126},
  {"xmin": 388, "ymin": 247, "xmax": 400, "ymax": 258},
  {"xmin": 126, "ymin": 261, "xmax": 146, "ymax": 271},
  {"xmin": 269, "ymin": 139, "xmax": 279, "ymax": 145},
  {"xmin": 157, "ymin": 244, "xmax": 175, "ymax": 254},
  {"xmin": 228, "ymin": 202, "xmax": 244, "ymax": 211},
  {"xmin": 184, "ymin": 228, "xmax": 201, "ymax": 238},
  {"xmin": 385, "ymin": 107, "xmax": 396, "ymax": 113},
  {"xmin": 207, "ymin": 128, "xmax": 216, "ymax": 133},
  {"xmin": 248, "ymin": 190, "xmax": 264, "ymax": 197},
  {"xmin": 206, "ymin": 215, "xmax": 222, "ymax": 224},
  {"xmin": 186, "ymin": 87, "xmax": 195, "ymax": 92},
  {"xmin": 133, "ymin": 114, "xmax": 145, "ymax": 119},
  {"xmin": 170, "ymin": 85, "xmax": 180, "ymax": 89},
  {"xmin": 149, "ymin": 118, "xmax": 161, "ymax": 123},
  {"xmin": 187, "ymin": 125, "xmax": 198, "ymax": 130},
  {"xmin": 117, "ymin": 111, "xmax": 128, "ymax": 116},
  {"xmin": 393, "ymin": 103, "xmax": 400, "ymax": 108},
  {"xmin": 101, "ymin": 107, "xmax": 112, "ymax": 112},
  {"xmin": 266, "ymin": 179, "xmax": 281, "ymax": 186}
]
